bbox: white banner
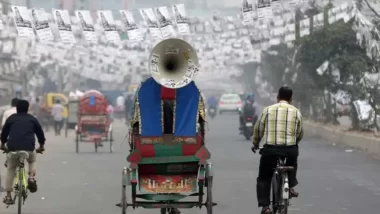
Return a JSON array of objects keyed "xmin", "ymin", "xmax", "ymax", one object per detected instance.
[
  {"xmin": 97, "ymin": 10, "xmax": 121, "ymax": 44},
  {"xmin": 75, "ymin": 10, "xmax": 97, "ymax": 44},
  {"xmin": 120, "ymin": 10, "xmax": 142, "ymax": 41},
  {"xmin": 52, "ymin": 9, "xmax": 76, "ymax": 45},
  {"xmin": 12, "ymin": 6, "xmax": 35, "ymax": 39}
]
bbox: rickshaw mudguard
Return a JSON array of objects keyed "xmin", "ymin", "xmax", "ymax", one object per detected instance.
[{"xmin": 136, "ymin": 193, "xmax": 188, "ymax": 201}]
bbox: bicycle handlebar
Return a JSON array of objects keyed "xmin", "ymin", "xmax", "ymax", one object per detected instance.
[{"xmin": 252, "ymin": 146, "xmax": 264, "ymax": 154}]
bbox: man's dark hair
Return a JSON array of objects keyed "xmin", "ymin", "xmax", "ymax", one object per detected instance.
[
  {"xmin": 11, "ymin": 98, "xmax": 18, "ymax": 107},
  {"xmin": 36, "ymin": 97, "xmax": 40, "ymax": 102},
  {"xmin": 55, "ymin": 99, "xmax": 60, "ymax": 104},
  {"xmin": 16, "ymin": 99, "xmax": 29, "ymax": 113},
  {"xmin": 278, "ymin": 86, "xmax": 293, "ymax": 102}
]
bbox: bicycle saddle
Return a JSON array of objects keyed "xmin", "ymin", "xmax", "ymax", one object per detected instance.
[
  {"xmin": 10, "ymin": 151, "xmax": 29, "ymax": 160},
  {"xmin": 276, "ymin": 157, "xmax": 294, "ymax": 172}
]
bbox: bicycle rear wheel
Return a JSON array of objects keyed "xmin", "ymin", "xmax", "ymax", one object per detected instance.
[
  {"xmin": 121, "ymin": 168, "xmax": 127, "ymax": 214},
  {"xmin": 278, "ymin": 173, "xmax": 289, "ymax": 214},
  {"xmin": 280, "ymin": 199, "xmax": 289, "ymax": 214},
  {"xmin": 17, "ymin": 169, "xmax": 23, "ymax": 214},
  {"xmin": 271, "ymin": 173, "xmax": 281, "ymax": 214}
]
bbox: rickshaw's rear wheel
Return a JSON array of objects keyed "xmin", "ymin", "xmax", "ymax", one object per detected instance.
[
  {"xmin": 64, "ymin": 120, "xmax": 68, "ymax": 138},
  {"xmin": 75, "ymin": 133, "xmax": 79, "ymax": 153},
  {"xmin": 206, "ymin": 176, "xmax": 213, "ymax": 214},
  {"xmin": 95, "ymin": 142, "xmax": 98, "ymax": 153},
  {"xmin": 121, "ymin": 168, "xmax": 128, "ymax": 214},
  {"xmin": 109, "ymin": 130, "xmax": 114, "ymax": 153}
]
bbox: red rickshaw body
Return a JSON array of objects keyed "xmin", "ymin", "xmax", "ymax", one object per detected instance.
[{"xmin": 77, "ymin": 90, "xmax": 110, "ymax": 141}]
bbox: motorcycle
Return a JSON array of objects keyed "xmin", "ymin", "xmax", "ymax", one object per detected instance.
[
  {"xmin": 208, "ymin": 107, "xmax": 217, "ymax": 119},
  {"xmin": 242, "ymin": 116, "xmax": 255, "ymax": 140}
]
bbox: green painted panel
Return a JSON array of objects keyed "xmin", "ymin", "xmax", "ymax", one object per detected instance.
[
  {"xmin": 140, "ymin": 156, "xmax": 199, "ymax": 164},
  {"xmin": 152, "ymin": 163, "xmax": 199, "ymax": 175},
  {"xmin": 154, "ymin": 144, "xmax": 183, "ymax": 157}
]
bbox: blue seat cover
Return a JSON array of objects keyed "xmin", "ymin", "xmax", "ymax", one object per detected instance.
[{"xmin": 138, "ymin": 78, "xmax": 162, "ymax": 136}]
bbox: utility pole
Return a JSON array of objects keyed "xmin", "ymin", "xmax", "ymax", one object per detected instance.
[
  {"xmin": 26, "ymin": 0, "xmax": 31, "ymax": 8},
  {"xmin": 1, "ymin": 0, "xmax": 9, "ymax": 14}
]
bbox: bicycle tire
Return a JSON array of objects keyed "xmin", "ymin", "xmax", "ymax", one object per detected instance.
[
  {"xmin": 121, "ymin": 168, "xmax": 127, "ymax": 214},
  {"xmin": 279, "ymin": 173, "xmax": 289, "ymax": 214},
  {"xmin": 206, "ymin": 175, "xmax": 213, "ymax": 214},
  {"xmin": 281, "ymin": 199, "xmax": 289, "ymax": 214},
  {"xmin": 95, "ymin": 142, "xmax": 98, "ymax": 153},
  {"xmin": 109, "ymin": 130, "xmax": 113, "ymax": 153},
  {"xmin": 17, "ymin": 168, "xmax": 23, "ymax": 214},
  {"xmin": 271, "ymin": 173, "xmax": 280, "ymax": 214},
  {"xmin": 75, "ymin": 133, "xmax": 79, "ymax": 153}
]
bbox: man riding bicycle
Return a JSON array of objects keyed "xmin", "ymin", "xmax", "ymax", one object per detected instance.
[
  {"xmin": 0, "ymin": 100, "xmax": 46, "ymax": 205},
  {"xmin": 251, "ymin": 86, "xmax": 303, "ymax": 214}
]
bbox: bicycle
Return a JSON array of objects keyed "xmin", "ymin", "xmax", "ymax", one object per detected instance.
[
  {"xmin": 3, "ymin": 150, "xmax": 42, "ymax": 214},
  {"xmin": 254, "ymin": 147, "xmax": 294, "ymax": 214},
  {"xmin": 271, "ymin": 157, "xmax": 294, "ymax": 214}
]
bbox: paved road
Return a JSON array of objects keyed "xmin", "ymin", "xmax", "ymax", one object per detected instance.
[{"xmin": 1, "ymin": 115, "xmax": 380, "ymax": 214}]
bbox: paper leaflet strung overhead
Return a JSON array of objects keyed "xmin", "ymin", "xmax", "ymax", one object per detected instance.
[{"xmin": 0, "ymin": 1, "xmax": 369, "ymax": 84}]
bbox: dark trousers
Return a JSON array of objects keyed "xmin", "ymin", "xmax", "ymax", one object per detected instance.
[
  {"xmin": 257, "ymin": 145, "xmax": 299, "ymax": 207},
  {"xmin": 54, "ymin": 120, "xmax": 62, "ymax": 135}
]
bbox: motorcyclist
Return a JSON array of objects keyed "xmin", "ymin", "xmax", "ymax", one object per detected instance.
[
  {"xmin": 239, "ymin": 94, "xmax": 257, "ymax": 131},
  {"xmin": 207, "ymin": 95, "xmax": 218, "ymax": 110}
]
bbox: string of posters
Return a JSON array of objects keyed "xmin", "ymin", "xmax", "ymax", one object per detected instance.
[{"xmin": 0, "ymin": 1, "xmax": 365, "ymax": 83}]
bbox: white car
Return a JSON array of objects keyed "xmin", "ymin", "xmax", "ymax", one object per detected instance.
[{"xmin": 218, "ymin": 93, "xmax": 242, "ymax": 114}]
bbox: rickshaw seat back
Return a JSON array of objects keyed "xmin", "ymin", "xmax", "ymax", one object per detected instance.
[
  {"xmin": 134, "ymin": 134, "xmax": 203, "ymax": 158},
  {"xmin": 137, "ymin": 78, "xmax": 200, "ymax": 137},
  {"xmin": 127, "ymin": 78, "xmax": 210, "ymax": 167}
]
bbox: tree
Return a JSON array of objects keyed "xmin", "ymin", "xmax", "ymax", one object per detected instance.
[
  {"xmin": 238, "ymin": 62, "xmax": 260, "ymax": 93},
  {"xmin": 296, "ymin": 19, "xmax": 370, "ymax": 124}
]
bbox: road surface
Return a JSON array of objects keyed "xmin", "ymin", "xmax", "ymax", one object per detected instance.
[{"xmin": 1, "ymin": 114, "xmax": 380, "ymax": 214}]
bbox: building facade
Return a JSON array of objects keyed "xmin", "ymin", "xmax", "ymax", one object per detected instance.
[{"xmin": 57, "ymin": 0, "xmax": 98, "ymax": 12}]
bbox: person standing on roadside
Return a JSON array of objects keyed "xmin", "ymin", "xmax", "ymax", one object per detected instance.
[
  {"xmin": 51, "ymin": 100, "xmax": 64, "ymax": 136},
  {"xmin": 31, "ymin": 97, "xmax": 41, "ymax": 118},
  {"xmin": 2, "ymin": 98, "xmax": 18, "ymax": 127},
  {"xmin": 107, "ymin": 102, "xmax": 114, "ymax": 122}
]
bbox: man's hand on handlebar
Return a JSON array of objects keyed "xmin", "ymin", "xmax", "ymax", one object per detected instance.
[
  {"xmin": 0, "ymin": 144, "xmax": 45, "ymax": 154},
  {"xmin": 36, "ymin": 146, "xmax": 45, "ymax": 154},
  {"xmin": 251, "ymin": 144, "xmax": 259, "ymax": 153},
  {"xmin": 0, "ymin": 144, "xmax": 7, "ymax": 153}
]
